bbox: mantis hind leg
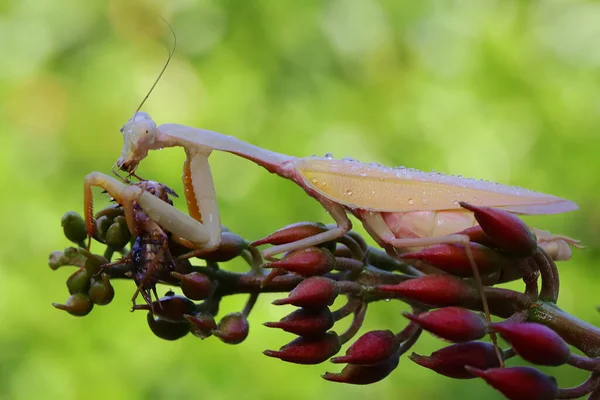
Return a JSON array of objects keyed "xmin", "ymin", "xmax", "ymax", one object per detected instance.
[
  {"xmin": 361, "ymin": 211, "xmax": 504, "ymax": 367},
  {"xmin": 260, "ymin": 201, "xmax": 352, "ymax": 259}
]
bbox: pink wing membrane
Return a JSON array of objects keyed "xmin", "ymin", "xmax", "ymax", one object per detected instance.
[{"xmin": 294, "ymin": 158, "xmax": 578, "ymax": 215}]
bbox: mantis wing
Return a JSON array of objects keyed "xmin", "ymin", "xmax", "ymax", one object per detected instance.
[{"xmin": 295, "ymin": 158, "xmax": 578, "ymax": 215}]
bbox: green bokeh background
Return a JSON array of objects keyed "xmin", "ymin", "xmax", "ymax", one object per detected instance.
[{"xmin": 1, "ymin": 0, "xmax": 599, "ymax": 399}]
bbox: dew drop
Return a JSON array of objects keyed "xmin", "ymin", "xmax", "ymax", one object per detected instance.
[
  {"xmin": 311, "ymin": 178, "xmax": 318, "ymax": 184},
  {"xmin": 345, "ymin": 189, "xmax": 353, "ymax": 196},
  {"xmin": 324, "ymin": 152, "xmax": 334, "ymax": 159},
  {"xmin": 385, "ymin": 298, "xmax": 391, "ymax": 303},
  {"xmin": 321, "ymin": 180, "xmax": 327, "ymax": 187},
  {"xmin": 371, "ymin": 190, "xmax": 376, "ymax": 195},
  {"xmin": 408, "ymin": 198, "xmax": 414, "ymax": 205}
]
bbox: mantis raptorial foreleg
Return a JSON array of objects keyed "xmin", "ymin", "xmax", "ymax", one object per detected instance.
[{"xmin": 84, "ymin": 156, "xmax": 220, "ymax": 254}]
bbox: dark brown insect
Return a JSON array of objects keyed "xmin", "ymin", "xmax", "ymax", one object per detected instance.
[{"xmin": 101, "ymin": 180, "xmax": 180, "ymax": 311}]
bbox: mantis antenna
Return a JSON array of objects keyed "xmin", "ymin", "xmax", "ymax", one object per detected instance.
[
  {"xmin": 133, "ymin": 16, "xmax": 177, "ymax": 120},
  {"xmin": 113, "ymin": 16, "xmax": 177, "ymax": 181}
]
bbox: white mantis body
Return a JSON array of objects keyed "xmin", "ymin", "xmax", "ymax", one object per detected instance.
[{"xmin": 88, "ymin": 112, "xmax": 577, "ymax": 262}]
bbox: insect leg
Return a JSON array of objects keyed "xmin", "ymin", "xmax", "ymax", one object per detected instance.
[{"xmin": 261, "ymin": 201, "xmax": 352, "ymax": 259}]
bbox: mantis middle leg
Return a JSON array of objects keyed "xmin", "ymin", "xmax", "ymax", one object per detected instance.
[{"xmin": 260, "ymin": 200, "xmax": 352, "ymax": 259}]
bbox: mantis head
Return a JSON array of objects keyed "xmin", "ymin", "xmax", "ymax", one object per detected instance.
[{"xmin": 117, "ymin": 112, "xmax": 160, "ymax": 174}]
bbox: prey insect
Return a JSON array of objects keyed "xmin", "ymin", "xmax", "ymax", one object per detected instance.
[{"xmin": 86, "ymin": 175, "xmax": 180, "ymax": 310}]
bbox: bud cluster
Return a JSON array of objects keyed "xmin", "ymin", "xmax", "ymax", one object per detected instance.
[{"xmin": 49, "ymin": 187, "xmax": 600, "ymax": 399}]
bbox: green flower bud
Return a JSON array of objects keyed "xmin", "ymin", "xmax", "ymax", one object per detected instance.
[
  {"xmin": 61, "ymin": 212, "xmax": 87, "ymax": 245},
  {"xmin": 105, "ymin": 220, "xmax": 131, "ymax": 249},
  {"xmin": 95, "ymin": 216, "xmax": 112, "ymax": 241},
  {"xmin": 66, "ymin": 268, "xmax": 92, "ymax": 294},
  {"xmin": 53, "ymin": 293, "xmax": 94, "ymax": 316},
  {"xmin": 88, "ymin": 273, "xmax": 115, "ymax": 305}
]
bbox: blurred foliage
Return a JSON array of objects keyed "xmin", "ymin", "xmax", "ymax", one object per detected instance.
[{"xmin": 1, "ymin": 0, "xmax": 599, "ymax": 399}]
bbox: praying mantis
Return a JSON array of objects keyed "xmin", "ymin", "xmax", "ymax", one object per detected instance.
[
  {"xmin": 82, "ymin": 111, "xmax": 580, "ymax": 368},
  {"xmin": 79, "ymin": 25, "xmax": 581, "ymax": 365},
  {"xmin": 83, "ymin": 110, "xmax": 580, "ymax": 284}
]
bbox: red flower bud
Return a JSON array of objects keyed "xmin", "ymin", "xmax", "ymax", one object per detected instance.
[
  {"xmin": 404, "ymin": 307, "xmax": 485, "ymax": 342},
  {"xmin": 273, "ymin": 277, "xmax": 339, "ymax": 309},
  {"xmin": 466, "ymin": 366, "xmax": 558, "ymax": 400},
  {"xmin": 331, "ymin": 330, "xmax": 399, "ymax": 365},
  {"xmin": 170, "ymin": 272, "xmax": 215, "ymax": 301},
  {"xmin": 459, "ymin": 202, "xmax": 537, "ymax": 258},
  {"xmin": 264, "ymin": 307, "xmax": 334, "ymax": 337},
  {"xmin": 252, "ymin": 222, "xmax": 328, "ymax": 246},
  {"xmin": 401, "ymin": 243, "xmax": 509, "ymax": 277},
  {"xmin": 264, "ymin": 332, "xmax": 341, "ymax": 365},
  {"xmin": 323, "ymin": 354, "xmax": 400, "ymax": 385},
  {"xmin": 264, "ymin": 247, "xmax": 336, "ymax": 277},
  {"xmin": 147, "ymin": 311, "xmax": 190, "ymax": 341},
  {"xmin": 185, "ymin": 312, "xmax": 217, "ymax": 339},
  {"xmin": 489, "ymin": 322, "xmax": 570, "ymax": 366},
  {"xmin": 409, "ymin": 342, "xmax": 501, "ymax": 379},
  {"xmin": 456, "ymin": 225, "xmax": 495, "ymax": 247},
  {"xmin": 375, "ymin": 275, "xmax": 478, "ymax": 308},
  {"xmin": 133, "ymin": 294, "xmax": 196, "ymax": 323},
  {"xmin": 214, "ymin": 312, "xmax": 249, "ymax": 345},
  {"xmin": 203, "ymin": 232, "xmax": 247, "ymax": 262}
]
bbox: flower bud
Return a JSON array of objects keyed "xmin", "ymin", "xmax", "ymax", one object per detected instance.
[
  {"xmin": 264, "ymin": 247, "xmax": 336, "ymax": 277},
  {"xmin": 409, "ymin": 342, "xmax": 501, "ymax": 379},
  {"xmin": 459, "ymin": 202, "xmax": 537, "ymax": 258},
  {"xmin": 252, "ymin": 222, "xmax": 328, "ymax": 246},
  {"xmin": 147, "ymin": 311, "xmax": 190, "ymax": 341},
  {"xmin": 53, "ymin": 293, "xmax": 94, "ymax": 317},
  {"xmin": 204, "ymin": 232, "xmax": 248, "ymax": 262},
  {"xmin": 404, "ymin": 307, "xmax": 485, "ymax": 342},
  {"xmin": 264, "ymin": 332, "xmax": 341, "ymax": 364},
  {"xmin": 489, "ymin": 322, "xmax": 570, "ymax": 366},
  {"xmin": 185, "ymin": 312, "xmax": 217, "ymax": 339},
  {"xmin": 400, "ymin": 243, "xmax": 509, "ymax": 277},
  {"xmin": 456, "ymin": 225, "xmax": 495, "ymax": 247},
  {"xmin": 61, "ymin": 211, "xmax": 87, "ymax": 245},
  {"xmin": 264, "ymin": 307, "xmax": 334, "ymax": 337},
  {"xmin": 133, "ymin": 294, "xmax": 196, "ymax": 323},
  {"xmin": 375, "ymin": 275, "xmax": 478, "ymax": 308},
  {"xmin": 323, "ymin": 354, "xmax": 399, "ymax": 385},
  {"xmin": 66, "ymin": 268, "xmax": 92, "ymax": 294},
  {"xmin": 466, "ymin": 366, "xmax": 558, "ymax": 400},
  {"xmin": 171, "ymin": 272, "xmax": 215, "ymax": 301},
  {"xmin": 105, "ymin": 220, "xmax": 131, "ymax": 249},
  {"xmin": 214, "ymin": 312, "xmax": 250, "ymax": 345},
  {"xmin": 331, "ymin": 330, "xmax": 399, "ymax": 365},
  {"xmin": 272, "ymin": 277, "xmax": 339, "ymax": 309},
  {"xmin": 95, "ymin": 215, "xmax": 112, "ymax": 241},
  {"xmin": 88, "ymin": 273, "xmax": 114, "ymax": 305}
]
